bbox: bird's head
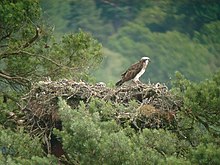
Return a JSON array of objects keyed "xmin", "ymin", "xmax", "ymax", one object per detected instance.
[{"xmin": 141, "ymin": 57, "xmax": 151, "ymax": 63}]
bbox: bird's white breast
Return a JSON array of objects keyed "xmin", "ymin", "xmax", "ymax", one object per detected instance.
[
  {"xmin": 134, "ymin": 68, "xmax": 145, "ymax": 81},
  {"xmin": 133, "ymin": 61, "xmax": 148, "ymax": 82}
]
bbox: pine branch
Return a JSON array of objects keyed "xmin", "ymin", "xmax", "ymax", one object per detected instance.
[
  {"xmin": 0, "ymin": 27, "xmax": 40, "ymax": 59},
  {"xmin": 0, "ymin": 31, "xmax": 12, "ymax": 41},
  {"xmin": 0, "ymin": 71, "xmax": 31, "ymax": 88},
  {"xmin": 22, "ymin": 27, "xmax": 40, "ymax": 48}
]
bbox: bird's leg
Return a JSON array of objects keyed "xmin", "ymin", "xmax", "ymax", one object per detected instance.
[
  {"xmin": 131, "ymin": 80, "xmax": 137, "ymax": 85},
  {"xmin": 137, "ymin": 80, "xmax": 142, "ymax": 84},
  {"xmin": 138, "ymin": 81, "xmax": 145, "ymax": 87},
  {"xmin": 137, "ymin": 80, "xmax": 144, "ymax": 86},
  {"xmin": 132, "ymin": 79, "xmax": 142, "ymax": 86}
]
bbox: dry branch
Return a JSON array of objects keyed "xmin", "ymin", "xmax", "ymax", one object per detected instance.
[
  {"xmin": 21, "ymin": 79, "xmax": 182, "ymax": 134},
  {"xmin": 0, "ymin": 70, "xmax": 31, "ymax": 88},
  {"xmin": 19, "ymin": 79, "xmax": 182, "ymax": 155}
]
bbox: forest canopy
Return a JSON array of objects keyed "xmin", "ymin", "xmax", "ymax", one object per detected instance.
[{"xmin": 40, "ymin": 0, "xmax": 220, "ymax": 83}]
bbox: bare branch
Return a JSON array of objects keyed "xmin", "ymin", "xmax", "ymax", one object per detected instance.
[
  {"xmin": 0, "ymin": 51, "xmax": 22, "ymax": 59},
  {"xmin": 20, "ymin": 50, "xmax": 64, "ymax": 67},
  {"xmin": 0, "ymin": 27, "xmax": 40, "ymax": 58},
  {"xmin": 23, "ymin": 27, "xmax": 40, "ymax": 48},
  {"xmin": 101, "ymin": 0, "xmax": 119, "ymax": 8},
  {"xmin": 0, "ymin": 44, "xmax": 8, "ymax": 48},
  {"xmin": 0, "ymin": 31, "xmax": 12, "ymax": 41},
  {"xmin": 0, "ymin": 70, "xmax": 31, "ymax": 88},
  {"xmin": 21, "ymin": 51, "xmax": 80, "ymax": 72}
]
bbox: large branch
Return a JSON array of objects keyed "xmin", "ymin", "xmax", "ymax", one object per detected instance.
[
  {"xmin": 0, "ymin": 27, "xmax": 40, "ymax": 59},
  {"xmin": 0, "ymin": 51, "xmax": 22, "ymax": 59},
  {"xmin": 0, "ymin": 71, "xmax": 31, "ymax": 88},
  {"xmin": 20, "ymin": 51, "xmax": 65, "ymax": 68},
  {"xmin": 21, "ymin": 51, "xmax": 80, "ymax": 72}
]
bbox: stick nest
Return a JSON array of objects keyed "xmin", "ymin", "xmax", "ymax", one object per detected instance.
[{"xmin": 21, "ymin": 79, "xmax": 182, "ymax": 140}]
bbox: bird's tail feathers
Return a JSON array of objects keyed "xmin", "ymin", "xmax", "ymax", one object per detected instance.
[{"xmin": 115, "ymin": 80, "xmax": 123, "ymax": 87}]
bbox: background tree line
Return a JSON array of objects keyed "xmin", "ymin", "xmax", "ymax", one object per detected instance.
[
  {"xmin": 40, "ymin": 0, "xmax": 220, "ymax": 83},
  {"xmin": 0, "ymin": 0, "xmax": 219, "ymax": 164}
]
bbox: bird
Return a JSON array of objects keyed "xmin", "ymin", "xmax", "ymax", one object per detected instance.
[{"xmin": 115, "ymin": 57, "xmax": 151, "ymax": 86}]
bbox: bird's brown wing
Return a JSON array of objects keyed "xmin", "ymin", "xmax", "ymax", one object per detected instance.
[{"xmin": 121, "ymin": 61, "xmax": 143, "ymax": 81}]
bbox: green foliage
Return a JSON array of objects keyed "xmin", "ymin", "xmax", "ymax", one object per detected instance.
[
  {"xmin": 0, "ymin": 0, "xmax": 41, "ymax": 33},
  {"xmin": 0, "ymin": 1, "xmax": 103, "ymax": 163},
  {"xmin": 134, "ymin": 6, "xmax": 167, "ymax": 27},
  {"xmin": 66, "ymin": 0, "xmax": 113, "ymax": 42},
  {"xmin": 1, "ymin": 0, "xmax": 220, "ymax": 164},
  {"xmin": 47, "ymin": 0, "xmax": 220, "ymax": 83},
  {"xmin": 0, "ymin": 127, "xmax": 58, "ymax": 164},
  {"xmin": 95, "ymin": 0, "xmax": 140, "ymax": 32},
  {"xmin": 173, "ymin": 1, "xmax": 220, "ymax": 36},
  {"xmin": 56, "ymin": 98, "xmax": 192, "ymax": 164},
  {"xmin": 0, "ymin": 0, "xmax": 103, "ymax": 123},
  {"xmin": 108, "ymin": 25, "xmax": 214, "ymax": 82},
  {"xmin": 138, "ymin": 129, "xmax": 178, "ymax": 156},
  {"xmin": 189, "ymin": 143, "xmax": 220, "ymax": 165},
  {"xmin": 91, "ymin": 48, "xmax": 129, "ymax": 83},
  {"xmin": 172, "ymin": 71, "xmax": 220, "ymax": 163},
  {"xmin": 0, "ymin": 0, "xmax": 42, "ymax": 89},
  {"xmin": 39, "ymin": 0, "xmax": 70, "ymax": 34},
  {"xmin": 174, "ymin": 71, "xmax": 220, "ymax": 134},
  {"xmin": 56, "ymin": 72, "xmax": 220, "ymax": 164},
  {"xmin": 0, "ymin": 155, "xmax": 57, "ymax": 165},
  {"xmin": 158, "ymin": 156, "xmax": 191, "ymax": 165},
  {"xmin": 43, "ymin": 30, "xmax": 102, "ymax": 79},
  {"xmin": 194, "ymin": 21, "xmax": 220, "ymax": 68},
  {"xmin": 0, "ymin": 128, "xmax": 43, "ymax": 159}
]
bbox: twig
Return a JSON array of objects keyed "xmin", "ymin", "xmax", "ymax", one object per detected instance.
[{"xmin": 0, "ymin": 31, "xmax": 12, "ymax": 41}]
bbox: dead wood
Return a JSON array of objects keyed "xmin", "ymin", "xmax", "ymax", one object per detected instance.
[{"xmin": 19, "ymin": 79, "xmax": 182, "ymax": 156}]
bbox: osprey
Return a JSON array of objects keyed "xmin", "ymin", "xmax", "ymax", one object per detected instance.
[{"xmin": 115, "ymin": 57, "xmax": 150, "ymax": 86}]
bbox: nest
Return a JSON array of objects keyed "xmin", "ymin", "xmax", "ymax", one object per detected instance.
[{"xmin": 20, "ymin": 79, "xmax": 182, "ymax": 155}]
